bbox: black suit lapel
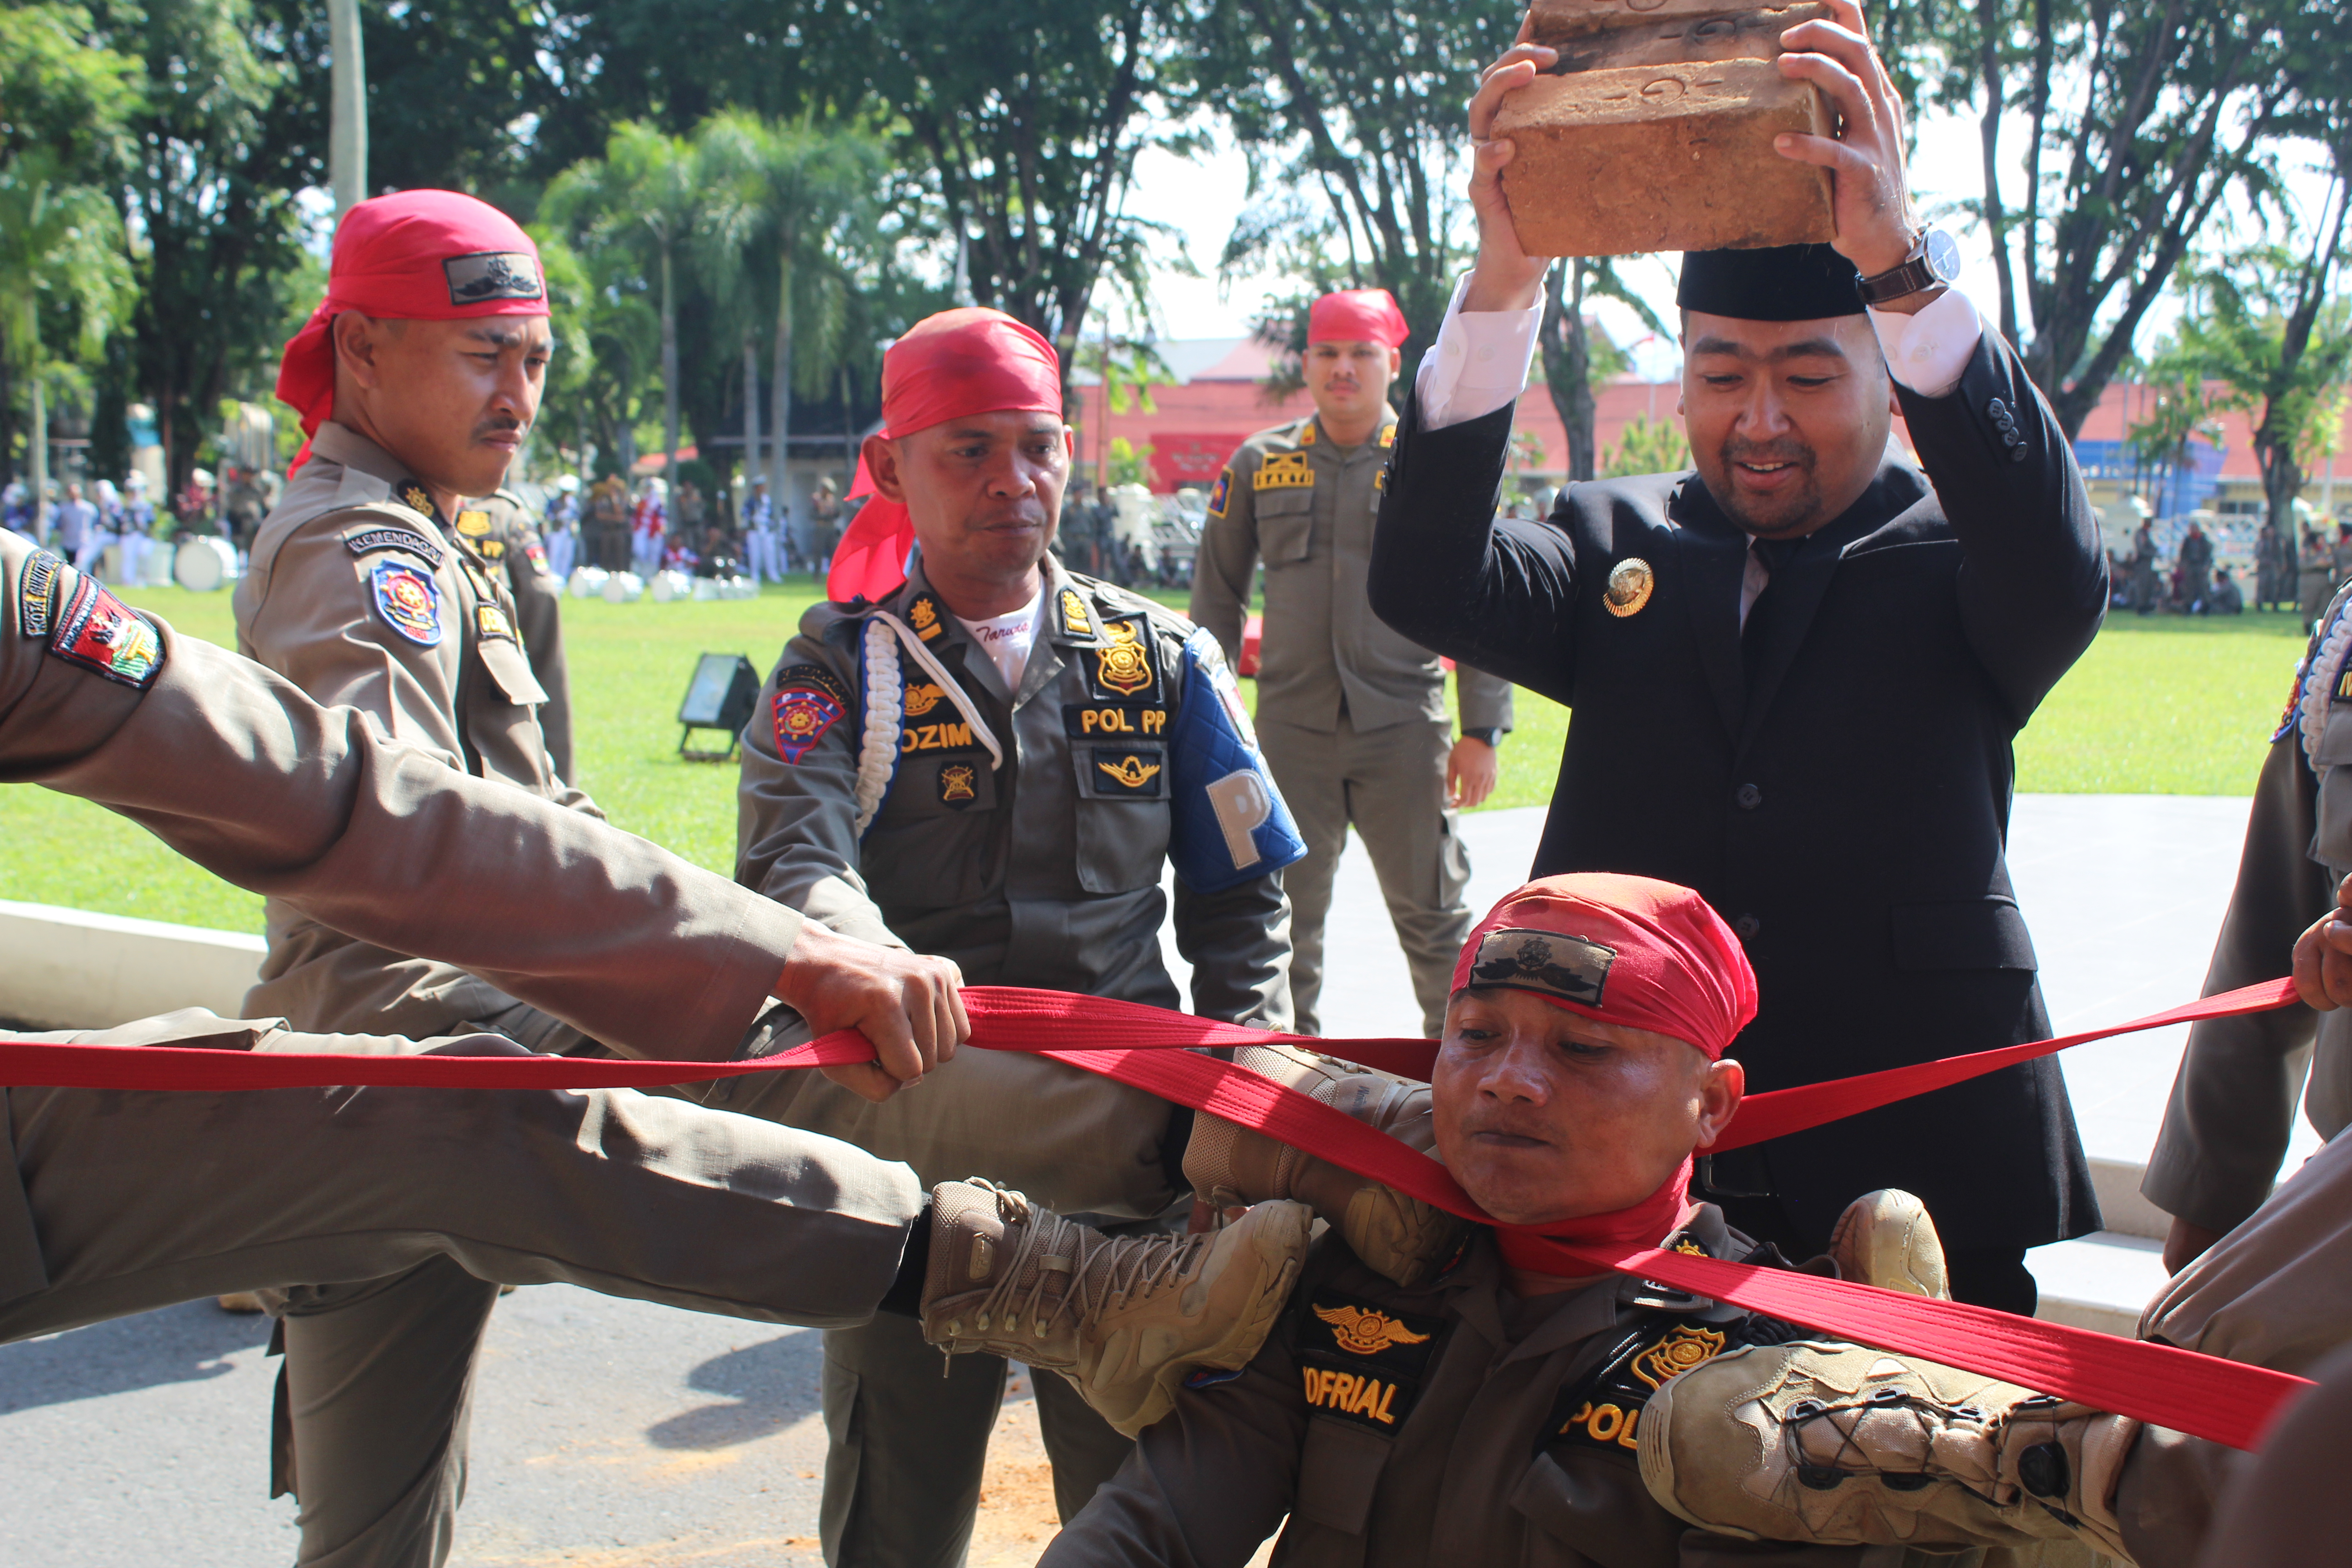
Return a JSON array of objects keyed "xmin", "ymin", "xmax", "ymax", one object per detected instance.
[{"xmin": 1668, "ymin": 480, "xmax": 1749, "ymax": 742}]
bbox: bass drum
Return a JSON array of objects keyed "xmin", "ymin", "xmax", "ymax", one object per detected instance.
[{"xmin": 172, "ymin": 535, "xmax": 241, "ymax": 592}]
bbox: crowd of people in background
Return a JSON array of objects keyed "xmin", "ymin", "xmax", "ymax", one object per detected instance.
[{"xmin": 2114, "ymin": 512, "xmax": 2352, "ymax": 620}]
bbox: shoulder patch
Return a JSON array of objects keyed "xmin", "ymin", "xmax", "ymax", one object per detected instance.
[
  {"xmin": 1087, "ymin": 617, "xmax": 1159, "ymax": 700},
  {"xmin": 1294, "ymin": 1289, "xmax": 1446, "ymax": 1433},
  {"xmin": 368, "ymin": 559, "xmax": 444, "ymax": 647},
  {"xmin": 18, "ymin": 549, "xmax": 64, "ymax": 639},
  {"xmin": 343, "ymin": 525, "xmax": 447, "ymax": 570},
  {"xmin": 773, "ymin": 662, "xmax": 849, "ymax": 763},
  {"xmin": 1254, "ymin": 451, "xmax": 1314, "ymax": 491},
  {"xmin": 906, "ymin": 593, "xmax": 946, "ymax": 642},
  {"xmin": 49, "ymin": 576, "xmax": 163, "ymax": 687},
  {"xmin": 1206, "ymin": 467, "xmax": 1232, "ymax": 519},
  {"xmin": 1059, "ymin": 585, "xmax": 1093, "ymax": 638}
]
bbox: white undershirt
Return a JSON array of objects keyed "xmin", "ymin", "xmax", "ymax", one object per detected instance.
[
  {"xmin": 955, "ymin": 582, "xmax": 1048, "ymax": 691},
  {"xmin": 1412, "ymin": 270, "xmax": 1987, "ymax": 433}
]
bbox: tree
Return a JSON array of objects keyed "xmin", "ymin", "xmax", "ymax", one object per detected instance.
[
  {"xmin": 1196, "ymin": 0, "xmax": 1518, "ymax": 368},
  {"xmin": 2174, "ymin": 144, "xmax": 2352, "ymax": 538},
  {"xmin": 2124, "ymin": 345, "xmax": 2225, "ymax": 519},
  {"xmin": 1538, "ymin": 258, "xmax": 1664, "ymax": 484},
  {"xmin": 1602, "ymin": 415, "xmax": 1692, "ymax": 480},
  {"xmin": 1928, "ymin": 0, "xmax": 2337, "ymax": 433},
  {"xmin": 544, "ymin": 122, "xmax": 701, "ymax": 491},
  {"xmin": 0, "ymin": 151, "xmax": 137, "ymax": 528},
  {"xmin": 692, "ymin": 110, "xmax": 886, "ymax": 538}
]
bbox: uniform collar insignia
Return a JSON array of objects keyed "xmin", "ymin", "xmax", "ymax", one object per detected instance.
[
  {"xmin": 396, "ymin": 480, "xmax": 444, "ymax": 526},
  {"xmin": 1379, "ymin": 422, "xmax": 1397, "ymax": 448},
  {"xmin": 905, "ymin": 591, "xmax": 947, "ymax": 642},
  {"xmin": 1057, "ymin": 584, "xmax": 1098, "ymax": 642},
  {"xmin": 1298, "ymin": 419, "xmax": 1317, "ymax": 446}
]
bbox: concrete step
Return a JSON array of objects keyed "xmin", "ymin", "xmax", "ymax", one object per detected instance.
[{"xmin": 2029, "ymin": 1230, "xmax": 2174, "ymax": 1337}]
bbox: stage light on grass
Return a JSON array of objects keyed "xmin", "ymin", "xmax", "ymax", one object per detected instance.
[{"xmin": 678, "ymin": 653, "xmax": 760, "ymax": 761}]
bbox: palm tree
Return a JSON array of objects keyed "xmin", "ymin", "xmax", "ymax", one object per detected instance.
[
  {"xmin": 0, "ymin": 151, "xmax": 134, "ymax": 531},
  {"xmin": 544, "ymin": 123, "xmax": 700, "ymax": 491},
  {"xmin": 692, "ymin": 110, "xmax": 884, "ymax": 551}
]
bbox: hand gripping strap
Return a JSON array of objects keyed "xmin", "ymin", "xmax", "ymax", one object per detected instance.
[{"xmin": 0, "ymin": 978, "xmax": 2310, "ymax": 1449}]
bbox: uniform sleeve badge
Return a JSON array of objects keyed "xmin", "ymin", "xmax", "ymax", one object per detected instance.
[
  {"xmin": 48, "ymin": 576, "xmax": 162, "ymax": 687},
  {"xmin": 18, "ymin": 549, "xmax": 63, "ymax": 639},
  {"xmin": 369, "ymin": 559, "xmax": 444, "ymax": 647},
  {"xmin": 1206, "ymin": 468, "xmax": 1232, "ymax": 519},
  {"xmin": 772, "ymin": 663, "xmax": 849, "ymax": 763}
]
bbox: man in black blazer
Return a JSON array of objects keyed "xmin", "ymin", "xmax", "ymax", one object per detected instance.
[{"xmin": 1367, "ymin": 1, "xmax": 2107, "ymax": 1312}]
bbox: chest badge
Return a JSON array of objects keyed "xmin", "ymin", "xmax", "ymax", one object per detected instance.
[
  {"xmin": 1097, "ymin": 753, "xmax": 1162, "ymax": 792},
  {"xmin": 1313, "ymin": 1303, "xmax": 1431, "ymax": 1356},
  {"xmin": 1630, "ymin": 1323, "xmax": 1727, "ymax": 1388},
  {"xmin": 939, "ymin": 763, "xmax": 979, "ymax": 807},
  {"xmin": 456, "ymin": 509, "xmax": 492, "ymax": 538},
  {"xmin": 369, "ymin": 559, "xmax": 444, "ymax": 646},
  {"xmin": 904, "ymin": 681, "xmax": 947, "ymax": 718},
  {"xmin": 1254, "ymin": 451, "xmax": 1314, "ymax": 492},
  {"xmin": 1603, "ymin": 557, "xmax": 1653, "ymax": 618},
  {"xmin": 1094, "ymin": 619, "xmax": 1155, "ymax": 697}
]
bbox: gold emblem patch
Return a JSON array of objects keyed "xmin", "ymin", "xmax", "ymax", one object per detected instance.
[
  {"xmin": 456, "ymin": 510, "xmax": 492, "ymax": 537},
  {"xmin": 1312, "ymin": 1303, "xmax": 1433, "ymax": 1357},
  {"xmin": 904, "ymin": 681, "xmax": 947, "ymax": 718},
  {"xmin": 1254, "ymin": 451, "xmax": 1314, "ymax": 491},
  {"xmin": 1603, "ymin": 557, "xmax": 1654, "ymax": 618},
  {"xmin": 1631, "ymin": 1324, "xmax": 1727, "ymax": 1389},
  {"xmin": 908, "ymin": 595, "xmax": 944, "ymax": 642},
  {"xmin": 400, "ymin": 483, "xmax": 436, "ymax": 518},
  {"xmin": 1379, "ymin": 423, "xmax": 1396, "ymax": 448},
  {"xmin": 1059, "ymin": 587, "xmax": 1092, "ymax": 637},
  {"xmin": 1467, "ymin": 927, "xmax": 1615, "ymax": 1008},
  {"xmin": 1093, "ymin": 620, "xmax": 1154, "ymax": 697},
  {"xmin": 939, "ymin": 764, "xmax": 978, "ymax": 805},
  {"xmin": 1096, "ymin": 754, "xmax": 1162, "ymax": 791},
  {"xmin": 475, "ymin": 604, "xmax": 514, "ymax": 640}
]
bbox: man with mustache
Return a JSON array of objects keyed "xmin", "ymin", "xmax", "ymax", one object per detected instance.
[
  {"xmin": 1365, "ymin": 2, "xmax": 2107, "ymax": 1313},
  {"xmin": 1191, "ymin": 289, "xmax": 1515, "ymax": 1039},
  {"xmin": 734, "ymin": 304, "xmax": 1305, "ymax": 1565}
]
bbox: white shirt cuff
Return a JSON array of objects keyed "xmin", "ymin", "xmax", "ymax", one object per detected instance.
[
  {"xmin": 1414, "ymin": 273, "xmax": 1546, "ymax": 431},
  {"xmin": 1868, "ymin": 287, "xmax": 1982, "ymax": 399}
]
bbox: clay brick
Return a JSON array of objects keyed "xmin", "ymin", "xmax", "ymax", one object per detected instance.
[{"xmin": 1494, "ymin": 2, "xmax": 1838, "ymax": 257}]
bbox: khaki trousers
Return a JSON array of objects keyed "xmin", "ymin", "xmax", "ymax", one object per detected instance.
[
  {"xmin": 1259, "ymin": 711, "xmax": 1472, "ymax": 1036},
  {"xmin": 253, "ymin": 1009, "xmax": 1185, "ymax": 1568},
  {"xmin": 818, "ymin": 1311, "xmax": 1134, "ymax": 1567}
]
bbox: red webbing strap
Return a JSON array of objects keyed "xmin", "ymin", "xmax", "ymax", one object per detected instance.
[{"xmin": 0, "ymin": 980, "xmax": 2313, "ymax": 1448}]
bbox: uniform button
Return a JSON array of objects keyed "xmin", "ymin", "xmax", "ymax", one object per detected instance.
[
  {"xmin": 1735, "ymin": 783, "xmax": 1764, "ymax": 810},
  {"xmin": 2010, "ymin": 444, "xmax": 2028, "ymax": 463},
  {"xmin": 1987, "ymin": 397, "xmax": 2012, "ymax": 424},
  {"xmin": 1733, "ymin": 914, "xmax": 1761, "ymax": 941}
]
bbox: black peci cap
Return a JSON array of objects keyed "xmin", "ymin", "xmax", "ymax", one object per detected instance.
[{"xmin": 1676, "ymin": 243, "xmax": 1865, "ymax": 321}]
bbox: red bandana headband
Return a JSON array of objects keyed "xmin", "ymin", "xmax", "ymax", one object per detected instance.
[
  {"xmin": 1450, "ymin": 873, "xmax": 1759, "ymax": 1268},
  {"xmin": 1307, "ymin": 288, "xmax": 1410, "ymax": 348},
  {"xmin": 276, "ymin": 190, "xmax": 548, "ymax": 474},
  {"xmin": 828, "ymin": 308, "xmax": 1065, "ymax": 603}
]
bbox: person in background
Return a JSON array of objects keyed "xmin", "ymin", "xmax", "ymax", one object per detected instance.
[
  {"xmin": 1192, "ymin": 287, "xmax": 1516, "ymax": 1039},
  {"xmin": 121, "ymin": 471, "xmax": 156, "ymax": 583},
  {"xmin": 674, "ymin": 476, "xmax": 706, "ymax": 542},
  {"xmin": 542, "ymin": 474, "xmax": 580, "ymax": 582},
  {"xmin": 742, "ymin": 474, "xmax": 782, "ymax": 582},
  {"xmin": 88, "ymin": 479, "xmax": 125, "ymax": 583},
  {"xmin": 3, "ymin": 481, "xmax": 31, "ymax": 536},
  {"xmin": 588, "ymin": 474, "xmax": 631, "ymax": 569},
  {"xmin": 810, "ymin": 475, "xmax": 843, "ymax": 567},
  {"xmin": 2299, "ymin": 526, "xmax": 2333, "ymax": 624},
  {"xmin": 2255, "ymin": 521, "xmax": 2284, "ymax": 611},
  {"xmin": 2131, "ymin": 519, "xmax": 2163, "ymax": 613},
  {"xmin": 2175, "ymin": 519, "xmax": 2214, "ymax": 610},
  {"xmin": 54, "ymin": 481, "xmax": 97, "ymax": 573},
  {"xmin": 632, "ymin": 475, "xmax": 668, "ymax": 574},
  {"xmin": 2208, "ymin": 564, "xmax": 2244, "ymax": 616}
]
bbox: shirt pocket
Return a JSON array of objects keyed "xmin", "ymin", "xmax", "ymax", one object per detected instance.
[
  {"xmin": 1254, "ymin": 487, "xmax": 1316, "ymax": 566},
  {"xmin": 1293, "ymin": 1416, "xmax": 1391, "ymax": 1536},
  {"xmin": 863, "ymin": 754, "xmax": 1001, "ymax": 909},
  {"xmin": 1070, "ymin": 742, "xmax": 1171, "ymax": 894}
]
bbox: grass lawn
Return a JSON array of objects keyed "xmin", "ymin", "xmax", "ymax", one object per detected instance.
[{"xmin": 0, "ymin": 583, "xmax": 2308, "ymax": 934}]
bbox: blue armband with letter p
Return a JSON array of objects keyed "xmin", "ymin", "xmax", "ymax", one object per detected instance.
[{"xmin": 1167, "ymin": 628, "xmax": 1307, "ymax": 893}]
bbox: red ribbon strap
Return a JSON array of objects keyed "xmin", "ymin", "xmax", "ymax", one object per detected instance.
[{"xmin": 0, "ymin": 977, "xmax": 2313, "ymax": 1449}]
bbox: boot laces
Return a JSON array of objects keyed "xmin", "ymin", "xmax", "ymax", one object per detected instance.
[{"xmin": 975, "ymin": 1200, "xmax": 1209, "ymax": 1340}]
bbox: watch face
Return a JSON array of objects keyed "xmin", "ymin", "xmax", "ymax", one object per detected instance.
[{"xmin": 1923, "ymin": 229, "xmax": 1962, "ymax": 283}]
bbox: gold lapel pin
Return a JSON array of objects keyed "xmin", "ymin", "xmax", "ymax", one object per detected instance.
[{"xmin": 1603, "ymin": 557, "xmax": 1654, "ymax": 618}]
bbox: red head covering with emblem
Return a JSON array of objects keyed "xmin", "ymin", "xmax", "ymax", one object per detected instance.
[
  {"xmin": 1306, "ymin": 288, "xmax": 1410, "ymax": 348},
  {"xmin": 1451, "ymin": 873, "xmax": 1757, "ymax": 1268},
  {"xmin": 275, "ymin": 191, "xmax": 548, "ymax": 473},
  {"xmin": 826, "ymin": 307, "xmax": 1065, "ymax": 603}
]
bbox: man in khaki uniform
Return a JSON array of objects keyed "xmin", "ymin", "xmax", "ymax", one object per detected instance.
[
  {"xmin": 735, "ymin": 305, "xmax": 1304, "ymax": 1566},
  {"xmin": 2143, "ymin": 573, "xmax": 2352, "ymax": 1274},
  {"xmin": 1192, "ymin": 288, "xmax": 1514, "ymax": 1036}
]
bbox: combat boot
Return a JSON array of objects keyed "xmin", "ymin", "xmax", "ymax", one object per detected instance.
[
  {"xmin": 921, "ymin": 1179, "xmax": 1313, "ymax": 1437},
  {"xmin": 1183, "ymin": 1044, "xmax": 1467, "ymax": 1286},
  {"xmin": 1637, "ymin": 1341, "xmax": 2140, "ymax": 1561},
  {"xmin": 1828, "ymin": 1189, "xmax": 1951, "ymax": 1299}
]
